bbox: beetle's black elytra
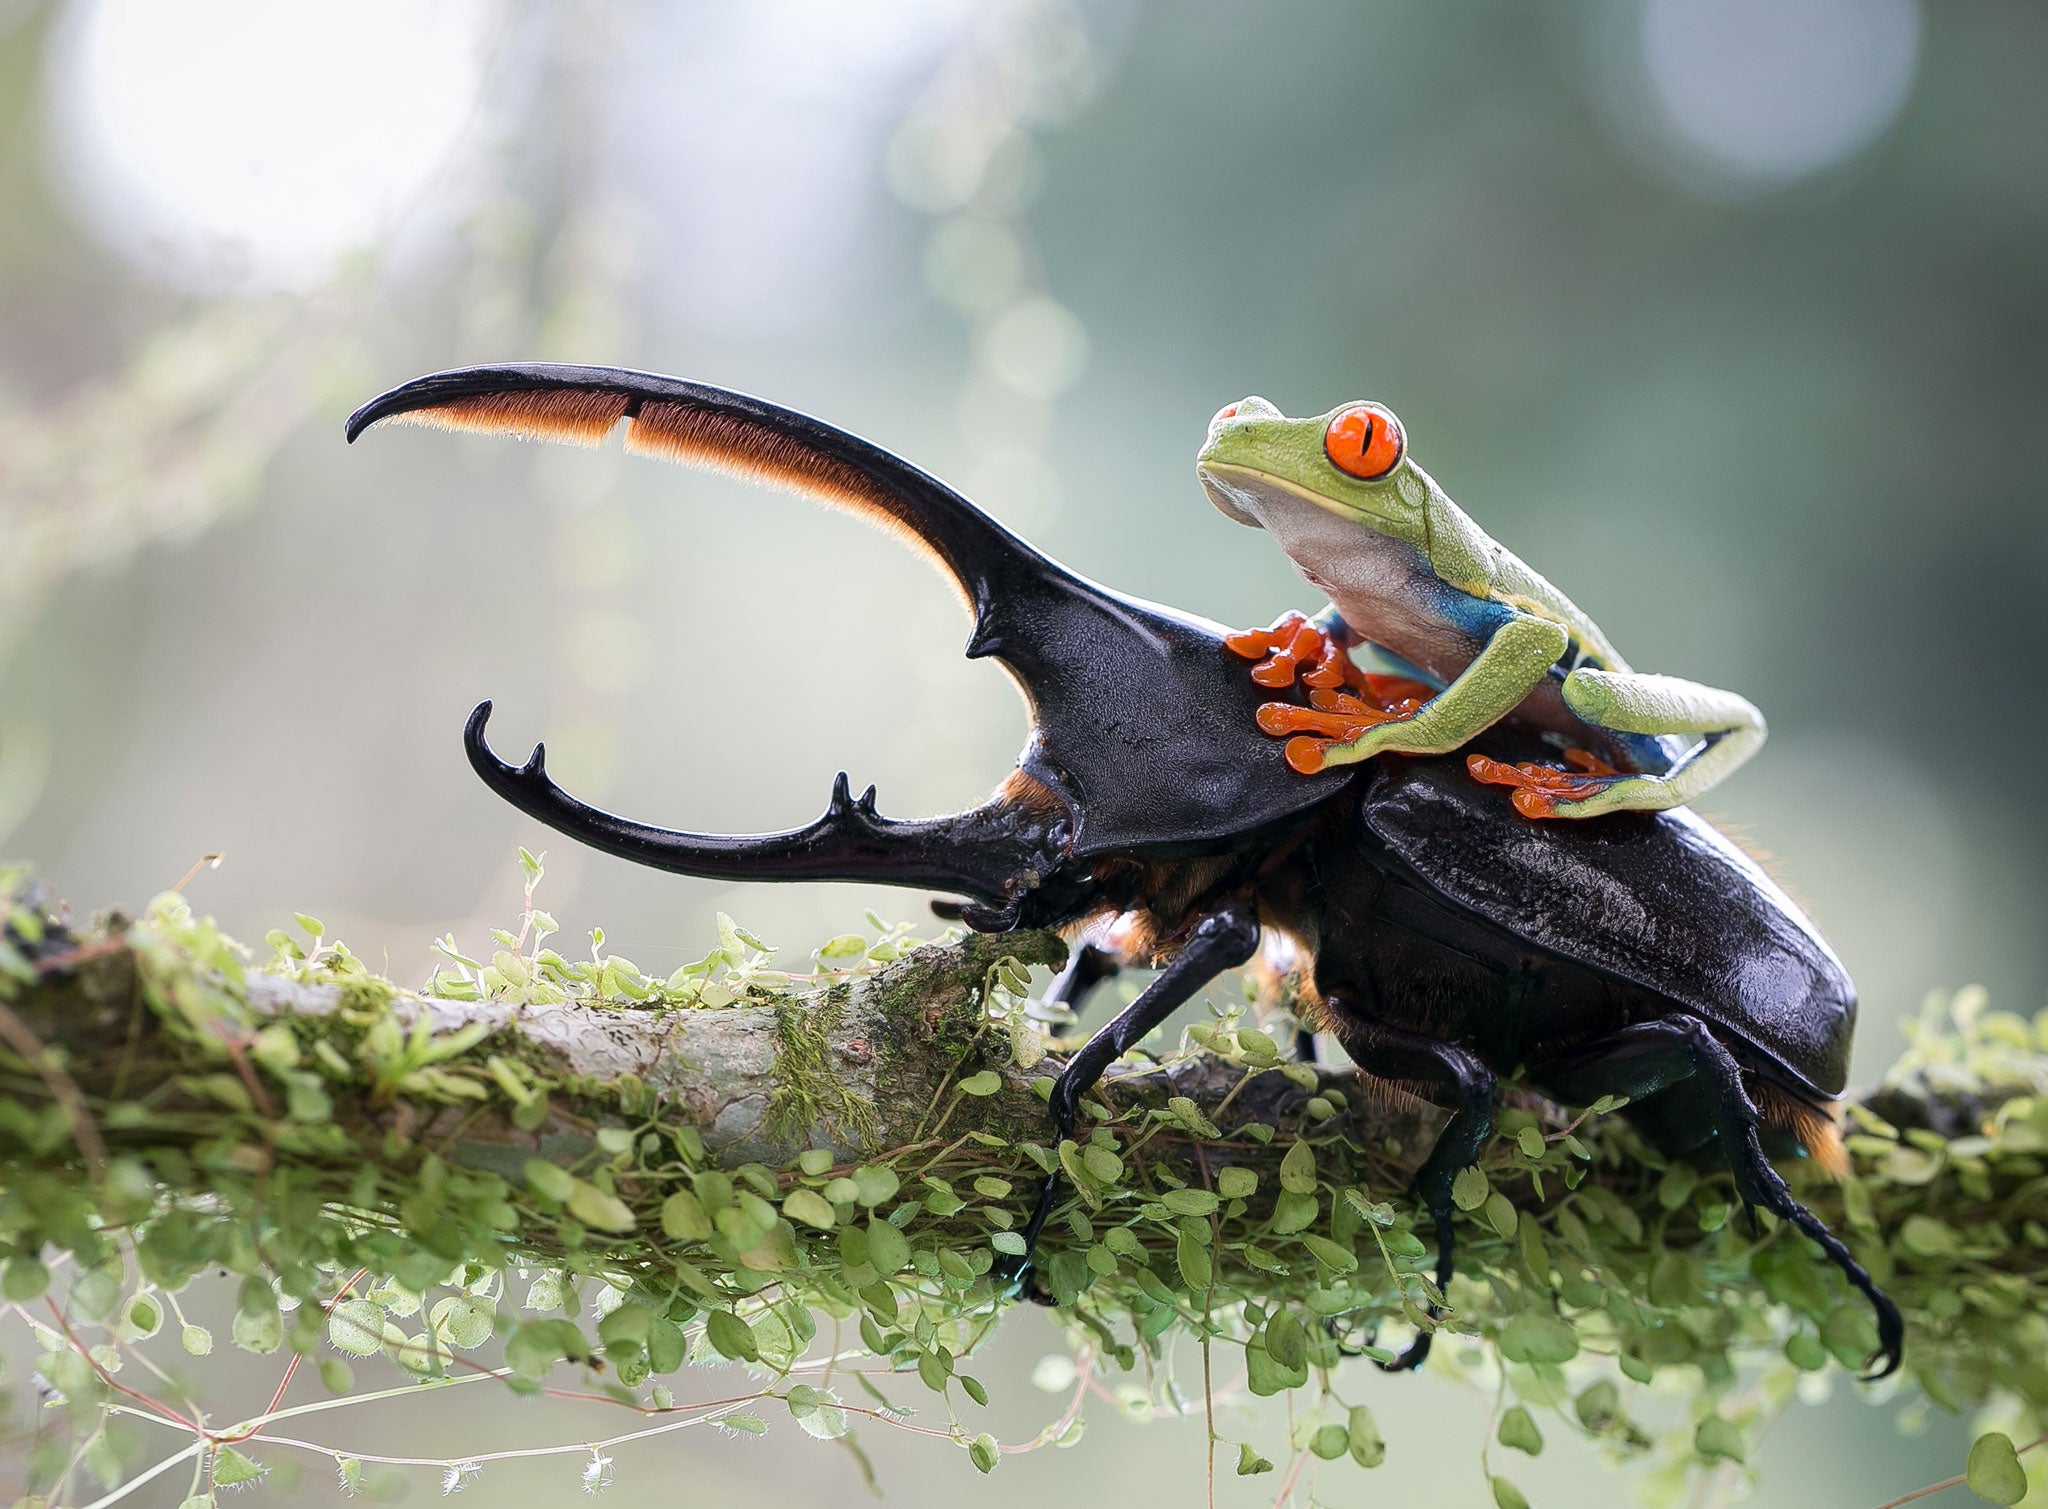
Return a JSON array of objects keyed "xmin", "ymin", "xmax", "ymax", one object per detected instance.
[{"xmin": 350, "ymin": 364, "xmax": 1902, "ymax": 1379}]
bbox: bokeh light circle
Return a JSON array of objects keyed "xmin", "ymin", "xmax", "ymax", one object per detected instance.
[
  {"xmin": 45, "ymin": 0, "xmax": 488, "ymax": 291},
  {"xmin": 1639, "ymin": 0, "xmax": 1920, "ymax": 190}
]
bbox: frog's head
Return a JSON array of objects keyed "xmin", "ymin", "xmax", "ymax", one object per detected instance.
[{"xmin": 1196, "ymin": 396, "xmax": 1425, "ymax": 546}]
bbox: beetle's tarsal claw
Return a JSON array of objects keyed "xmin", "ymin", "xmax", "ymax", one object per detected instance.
[{"xmin": 526, "ymin": 744, "xmax": 546, "ymax": 775}]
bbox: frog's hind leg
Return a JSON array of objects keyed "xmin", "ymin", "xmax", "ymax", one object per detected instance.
[{"xmin": 1542, "ymin": 668, "xmax": 1765, "ymax": 818}]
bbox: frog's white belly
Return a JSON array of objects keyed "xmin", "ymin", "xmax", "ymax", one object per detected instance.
[{"xmin": 1225, "ymin": 483, "xmax": 1593, "ymax": 746}]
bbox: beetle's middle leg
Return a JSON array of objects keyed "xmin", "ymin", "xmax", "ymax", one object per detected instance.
[
  {"xmin": 997, "ymin": 899, "xmax": 1260, "ymax": 1290},
  {"xmin": 1326, "ymin": 1008, "xmax": 1496, "ymax": 1372}
]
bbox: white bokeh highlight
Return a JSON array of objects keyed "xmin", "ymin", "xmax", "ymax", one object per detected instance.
[
  {"xmin": 1638, "ymin": 0, "xmax": 1921, "ymax": 191},
  {"xmin": 45, "ymin": 0, "xmax": 489, "ymax": 291}
]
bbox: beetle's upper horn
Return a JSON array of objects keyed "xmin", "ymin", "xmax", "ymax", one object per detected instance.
[
  {"xmin": 464, "ymin": 703, "xmax": 1059, "ymax": 913},
  {"xmin": 345, "ymin": 362, "xmax": 1060, "ymax": 622}
]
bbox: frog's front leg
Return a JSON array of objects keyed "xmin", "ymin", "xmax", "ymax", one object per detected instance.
[
  {"xmin": 1283, "ymin": 612, "xmax": 1569, "ymax": 774},
  {"xmin": 1524, "ymin": 670, "xmax": 1765, "ymax": 818}
]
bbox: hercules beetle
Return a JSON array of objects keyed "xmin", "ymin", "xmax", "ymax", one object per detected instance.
[{"xmin": 346, "ymin": 364, "xmax": 1901, "ymax": 1377}]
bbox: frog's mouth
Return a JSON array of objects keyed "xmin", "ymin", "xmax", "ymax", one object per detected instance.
[{"xmin": 1198, "ymin": 460, "xmax": 1406, "ymax": 532}]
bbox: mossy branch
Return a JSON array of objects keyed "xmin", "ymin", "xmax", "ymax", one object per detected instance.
[{"xmin": 3, "ymin": 872, "xmax": 2048, "ymax": 1497}]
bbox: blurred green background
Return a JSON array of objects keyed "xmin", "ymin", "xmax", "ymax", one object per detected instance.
[{"xmin": 2, "ymin": 0, "xmax": 2041, "ymax": 1503}]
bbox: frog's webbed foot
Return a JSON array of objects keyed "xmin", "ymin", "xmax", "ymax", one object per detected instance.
[
  {"xmin": 1225, "ymin": 614, "xmax": 1432, "ymax": 773},
  {"xmin": 1466, "ymin": 749, "xmax": 1630, "ymax": 819}
]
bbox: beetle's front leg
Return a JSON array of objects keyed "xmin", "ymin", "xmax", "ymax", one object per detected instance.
[
  {"xmin": 1326, "ymin": 1008, "xmax": 1497, "ymax": 1371},
  {"xmin": 997, "ymin": 899, "xmax": 1260, "ymax": 1290}
]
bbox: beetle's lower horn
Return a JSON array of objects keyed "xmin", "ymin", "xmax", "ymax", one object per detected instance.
[{"xmin": 464, "ymin": 702, "xmax": 1059, "ymax": 911}]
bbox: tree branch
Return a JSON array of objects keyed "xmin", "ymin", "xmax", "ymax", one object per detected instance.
[{"xmin": 2, "ymin": 878, "xmax": 2046, "ymax": 1477}]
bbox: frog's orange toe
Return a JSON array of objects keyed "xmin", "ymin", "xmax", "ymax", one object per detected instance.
[
  {"xmin": 1250, "ymin": 654, "xmax": 1300, "ymax": 688},
  {"xmin": 1467, "ymin": 749, "xmax": 1620, "ymax": 819},
  {"xmin": 1285, "ymin": 737, "xmax": 1330, "ymax": 774}
]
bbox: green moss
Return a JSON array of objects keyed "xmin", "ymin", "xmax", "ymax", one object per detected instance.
[{"xmin": 767, "ymin": 988, "xmax": 877, "ymax": 1149}]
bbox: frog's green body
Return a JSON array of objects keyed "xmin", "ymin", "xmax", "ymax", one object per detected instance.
[{"xmin": 1196, "ymin": 397, "xmax": 1765, "ymax": 819}]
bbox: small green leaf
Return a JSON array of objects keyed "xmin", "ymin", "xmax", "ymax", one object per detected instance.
[
  {"xmin": 1657, "ymin": 1163, "xmax": 1699, "ymax": 1210},
  {"xmin": 524, "ymin": 1158, "xmax": 576, "ymax": 1203},
  {"xmin": 212, "ymin": 1447, "xmax": 265, "ymax": 1487},
  {"xmin": 70, "ymin": 1268, "xmax": 120, "ymax": 1321},
  {"xmin": 866, "ymin": 1216, "xmax": 911, "ymax": 1275},
  {"xmin": 1176, "ymin": 1226, "xmax": 1213, "ymax": 1291},
  {"xmin": 661, "ymin": 1190, "xmax": 712, "ymax": 1242},
  {"xmin": 968, "ymin": 1432, "xmax": 1000, "ymax": 1474},
  {"xmin": 2, "ymin": 1256, "xmax": 49, "ymax": 1301},
  {"xmin": 1217, "ymin": 1166, "xmax": 1258, "ymax": 1200},
  {"xmin": 1082, "ymin": 1144, "xmax": 1124, "ymax": 1184},
  {"xmin": 1236, "ymin": 1442, "xmax": 1275, "ymax": 1475},
  {"xmin": 852, "ymin": 1166, "xmax": 900, "ymax": 1207},
  {"xmin": 1967, "ymin": 1431, "xmax": 2029, "ymax": 1505},
  {"xmin": 1784, "ymin": 1332, "xmax": 1828, "ymax": 1373},
  {"xmin": 1299, "ymin": 1233, "xmax": 1358, "ymax": 1273},
  {"xmin": 990, "ymin": 1231, "xmax": 1027, "ymax": 1256},
  {"xmin": 327, "ymin": 1300, "xmax": 384, "ymax": 1358},
  {"xmin": 815, "ymin": 933, "xmax": 868, "ymax": 962},
  {"xmin": 1265, "ymin": 1309, "xmax": 1307, "ymax": 1370},
  {"xmin": 1899, "ymin": 1214, "xmax": 1959, "ymax": 1257},
  {"xmin": 433, "ymin": 1295, "xmax": 496, "ymax": 1350},
  {"xmin": 1162, "ymin": 1188, "xmax": 1219, "ymax": 1217},
  {"xmin": 1271, "ymin": 1190, "xmax": 1318, "ymax": 1234},
  {"xmin": 957, "ymin": 1070, "xmax": 1003, "ymax": 1097},
  {"xmin": 1310, "ymin": 1423, "xmax": 1349, "ymax": 1460},
  {"xmin": 1498, "ymin": 1312, "xmax": 1578, "ymax": 1366},
  {"xmin": 1348, "ymin": 1405, "xmax": 1385, "ymax": 1468},
  {"xmin": 1244, "ymin": 1336, "xmax": 1308, "ymax": 1396},
  {"xmin": 705, "ymin": 1309, "xmax": 760, "ymax": 1363},
  {"xmin": 1482, "ymin": 1188, "xmax": 1519, "ymax": 1238},
  {"xmin": 181, "ymin": 1323, "xmax": 213, "ymax": 1356},
  {"xmin": 568, "ymin": 1183, "xmax": 638, "ymax": 1232},
  {"xmin": 1279, "ymin": 1138, "xmax": 1317, "ymax": 1194},
  {"xmin": 1515, "ymin": 1126, "xmax": 1545, "ymax": 1159},
  {"xmin": 1491, "ymin": 1475, "xmax": 1530, "ymax": 1509},
  {"xmin": 1694, "ymin": 1415, "xmax": 1746, "ymax": 1465},
  {"xmin": 1574, "ymin": 1380, "xmax": 1619, "ymax": 1432},
  {"xmin": 782, "ymin": 1189, "xmax": 837, "ymax": 1230},
  {"xmin": 1498, "ymin": 1405, "xmax": 1544, "ymax": 1457},
  {"xmin": 1451, "ymin": 1166, "xmax": 1490, "ymax": 1211}
]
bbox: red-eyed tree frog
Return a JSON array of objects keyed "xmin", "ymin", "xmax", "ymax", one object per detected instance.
[{"xmin": 1197, "ymin": 396, "xmax": 1765, "ymax": 819}]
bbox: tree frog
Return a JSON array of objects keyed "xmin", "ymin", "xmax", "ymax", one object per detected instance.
[{"xmin": 1196, "ymin": 396, "xmax": 1765, "ymax": 819}]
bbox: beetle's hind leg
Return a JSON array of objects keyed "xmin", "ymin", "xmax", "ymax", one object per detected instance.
[
  {"xmin": 1325, "ymin": 1009, "xmax": 1497, "ymax": 1372},
  {"xmin": 1531, "ymin": 1018, "xmax": 1903, "ymax": 1379}
]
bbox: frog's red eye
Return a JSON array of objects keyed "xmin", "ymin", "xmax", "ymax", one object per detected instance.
[
  {"xmin": 1324, "ymin": 403, "xmax": 1404, "ymax": 481},
  {"xmin": 1212, "ymin": 403, "xmax": 1240, "ymax": 426}
]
